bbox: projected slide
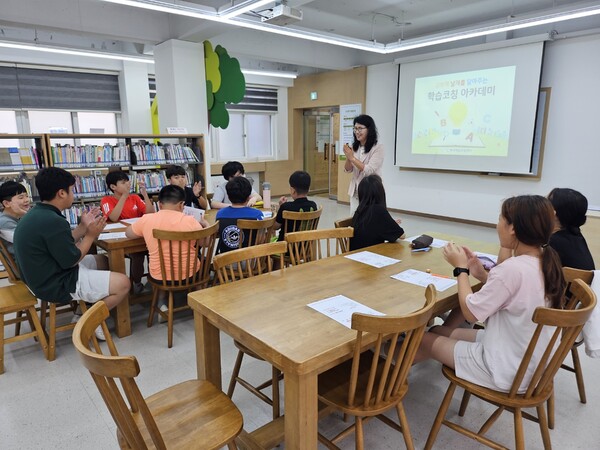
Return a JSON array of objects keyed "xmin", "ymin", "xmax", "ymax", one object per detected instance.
[{"xmin": 411, "ymin": 66, "xmax": 516, "ymax": 157}]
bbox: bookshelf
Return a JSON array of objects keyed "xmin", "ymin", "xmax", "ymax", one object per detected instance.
[
  {"xmin": 0, "ymin": 134, "xmax": 47, "ymax": 200},
  {"xmin": 43, "ymin": 134, "xmax": 206, "ymax": 226}
]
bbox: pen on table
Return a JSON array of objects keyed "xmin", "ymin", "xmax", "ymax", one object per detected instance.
[
  {"xmin": 431, "ymin": 273, "xmax": 451, "ymax": 279},
  {"xmin": 411, "ymin": 247, "xmax": 430, "ymax": 252}
]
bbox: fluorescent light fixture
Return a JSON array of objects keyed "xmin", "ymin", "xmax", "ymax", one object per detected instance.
[
  {"xmin": 97, "ymin": 0, "xmax": 600, "ymax": 54},
  {"xmin": 219, "ymin": 0, "xmax": 273, "ymax": 20},
  {"xmin": 0, "ymin": 40, "xmax": 154, "ymax": 63},
  {"xmin": 241, "ymin": 69, "xmax": 297, "ymax": 78}
]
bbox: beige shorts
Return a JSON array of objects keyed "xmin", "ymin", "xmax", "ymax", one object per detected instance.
[
  {"xmin": 70, "ymin": 255, "xmax": 111, "ymax": 303},
  {"xmin": 453, "ymin": 329, "xmax": 499, "ymax": 391}
]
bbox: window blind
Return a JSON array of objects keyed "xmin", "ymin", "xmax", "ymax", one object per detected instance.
[
  {"xmin": 228, "ymin": 86, "xmax": 277, "ymax": 113},
  {"xmin": 0, "ymin": 67, "xmax": 120, "ymax": 111}
]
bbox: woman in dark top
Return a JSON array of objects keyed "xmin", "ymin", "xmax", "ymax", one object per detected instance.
[
  {"xmin": 349, "ymin": 174, "xmax": 405, "ymax": 251},
  {"xmin": 548, "ymin": 187, "xmax": 595, "ymax": 270}
]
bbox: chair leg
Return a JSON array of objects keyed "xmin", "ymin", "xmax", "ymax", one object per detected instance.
[
  {"xmin": 355, "ymin": 417, "xmax": 364, "ymax": 450},
  {"xmin": 547, "ymin": 391, "xmax": 555, "ymax": 430},
  {"xmin": 227, "ymin": 350, "xmax": 245, "ymax": 397},
  {"xmin": 0, "ymin": 313, "xmax": 5, "ymax": 374},
  {"xmin": 26, "ymin": 307, "xmax": 49, "ymax": 360},
  {"xmin": 571, "ymin": 346, "xmax": 586, "ymax": 404},
  {"xmin": 14, "ymin": 310, "xmax": 23, "ymax": 336},
  {"xmin": 147, "ymin": 286, "xmax": 159, "ymax": 328},
  {"xmin": 167, "ymin": 292, "xmax": 174, "ymax": 348},
  {"xmin": 396, "ymin": 402, "xmax": 414, "ymax": 450},
  {"xmin": 458, "ymin": 390, "xmax": 471, "ymax": 416},
  {"xmin": 425, "ymin": 382, "xmax": 457, "ymax": 450},
  {"xmin": 40, "ymin": 301, "xmax": 48, "ymax": 330},
  {"xmin": 271, "ymin": 366, "xmax": 281, "ymax": 419},
  {"xmin": 514, "ymin": 408, "xmax": 524, "ymax": 450},
  {"xmin": 48, "ymin": 303, "xmax": 57, "ymax": 362},
  {"xmin": 536, "ymin": 404, "xmax": 552, "ymax": 449}
]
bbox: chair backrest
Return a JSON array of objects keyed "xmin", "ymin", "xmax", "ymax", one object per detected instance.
[
  {"xmin": 236, "ymin": 216, "xmax": 276, "ymax": 248},
  {"xmin": 213, "ymin": 241, "xmax": 287, "ymax": 284},
  {"xmin": 281, "ymin": 206, "xmax": 322, "ymax": 237},
  {"xmin": 509, "ymin": 279, "xmax": 596, "ymax": 399},
  {"xmin": 563, "ymin": 267, "xmax": 594, "ymax": 308},
  {"xmin": 0, "ymin": 238, "xmax": 21, "ymax": 284},
  {"xmin": 346, "ymin": 284, "xmax": 436, "ymax": 408},
  {"xmin": 334, "ymin": 217, "xmax": 353, "ymax": 229},
  {"xmin": 152, "ymin": 222, "xmax": 219, "ymax": 289},
  {"xmin": 73, "ymin": 302, "xmax": 166, "ymax": 450},
  {"xmin": 285, "ymin": 227, "xmax": 353, "ymax": 266}
]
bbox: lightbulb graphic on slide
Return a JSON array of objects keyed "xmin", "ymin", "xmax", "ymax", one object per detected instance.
[{"xmin": 448, "ymin": 102, "xmax": 467, "ymax": 135}]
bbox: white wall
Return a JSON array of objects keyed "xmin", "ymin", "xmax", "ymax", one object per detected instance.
[{"xmin": 369, "ymin": 33, "xmax": 600, "ymax": 224}]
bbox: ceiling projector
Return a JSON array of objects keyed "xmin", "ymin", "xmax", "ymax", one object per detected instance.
[{"xmin": 261, "ymin": 4, "xmax": 303, "ymax": 26}]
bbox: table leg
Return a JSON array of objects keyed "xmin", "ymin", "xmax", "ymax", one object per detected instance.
[
  {"xmin": 194, "ymin": 310, "xmax": 222, "ymax": 388},
  {"xmin": 285, "ymin": 370, "xmax": 318, "ymax": 449},
  {"xmin": 107, "ymin": 248, "xmax": 131, "ymax": 338}
]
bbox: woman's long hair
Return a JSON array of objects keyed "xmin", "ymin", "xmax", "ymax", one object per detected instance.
[
  {"xmin": 501, "ymin": 195, "xmax": 566, "ymax": 308},
  {"xmin": 352, "ymin": 175, "xmax": 386, "ymax": 231},
  {"xmin": 548, "ymin": 187, "xmax": 588, "ymax": 233},
  {"xmin": 352, "ymin": 115, "xmax": 378, "ymax": 153}
]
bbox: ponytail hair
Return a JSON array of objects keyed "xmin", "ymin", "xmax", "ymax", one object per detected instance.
[{"xmin": 501, "ymin": 195, "xmax": 566, "ymax": 308}]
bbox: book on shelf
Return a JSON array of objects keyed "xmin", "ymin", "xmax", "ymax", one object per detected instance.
[{"xmin": 52, "ymin": 144, "xmax": 130, "ymax": 167}]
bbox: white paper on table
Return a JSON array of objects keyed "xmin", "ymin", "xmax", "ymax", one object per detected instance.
[
  {"xmin": 391, "ymin": 269, "xmax": 457, "ymax": 292},
  {"xmin": 98, "ymin": 232, "xmax": 127, "ymax": 240},
  {"xmin": 345, "ymin": 251, "xmax": 400, "ymax": 268},
  {"xmin": 103, "ymin": 223, "xmax": 125, "ymax": 231},
  {"xmin": 402, "ymin": 235, "xmax": 447, "ymax": 248},
  {"xmin": 183, "ymin": 206, "xmax": 205, "ymax": 222},
  {"xmin": 120, "ymin": 218, "xmax": 140, "ymax": 225},
  {"xmin": 262, "ymin": 211, "xmax": 273, "ymax": 218},
  {"xmin": 307, "ymin": 295, "xmax": 385, "ymax": 329}
]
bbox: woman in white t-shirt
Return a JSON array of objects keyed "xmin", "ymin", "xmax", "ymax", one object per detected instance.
[
  {"xmin": 416, "ymin": 195, "xmax": 566, "ymax": 392},
  {"xmin": 343, "ymin": 115, "xmax": 385, "ymax": 214}
]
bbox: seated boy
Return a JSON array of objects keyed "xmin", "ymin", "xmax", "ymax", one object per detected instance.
[
  {"xmin": 215, "ymin": 176, "xmax": 263, "ymax": 253},
  {"xmin": 166, "ymin": 165, "xmax": 208, "ymax": 210},
  {"xmin": 101, "ymin": 170, "xmax": 155, "ymax": 294},
  {"xmin": 274, "ymin": 171, "xmax": 318, "ymax": 241},
  {"xmin": 0, "ymin": 181, "xmax": 31, "ymax": 256},
  {"xmin": 14, "ymin": 167, "xmax": 130, "ymax": 340},
  {"xmin": 125, "ymin": 185, "xmax": 210, "ymax": 317},
  {"xmin": 211, "ymin": 161, "xmax": 261, "ymax": 209}
]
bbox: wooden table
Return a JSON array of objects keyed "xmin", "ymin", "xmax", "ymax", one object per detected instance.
[
  {"xmin": 95, "ymin": 209, "xmax": 220, "ymax": 337},
  {"xmin": 189, "ymin": 233, "xmax": 498, "ymax": 449}
]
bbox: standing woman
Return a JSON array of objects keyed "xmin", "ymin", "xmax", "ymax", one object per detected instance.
[{"xmin": 344, "ymin": 115, "xmax": 385, "ymax": 214}]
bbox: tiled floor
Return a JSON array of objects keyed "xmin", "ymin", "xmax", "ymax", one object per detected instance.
[{"xmin": 2, "ymin": 196, "xmax": 599, "ymax": 449}]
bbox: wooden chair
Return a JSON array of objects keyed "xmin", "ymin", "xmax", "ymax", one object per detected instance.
[
  {"xmin": 281, "ymin": 206, "xmax": 322, "ymax": 236},
  {"xmin": 317, "ymin": 284, "xmax": 436, "ymax": 449},
  {"xmin": 147, "ymin": 222, "xmax": 219, "ymax": 348},
  {"xmin": 236, "ymin": 216, "xmax": 276, "ymax": 248},
  {"xmin": 334, "ymin": 217, "xmax": 353, "ymax": 229},
  {"xmin": 72, "ymin": 302, "xmax": 243, "ymax": 449},
  {"xmin": 0, "ymin": 240, "xmax": 49, "ymax": 373},
  {"xmin": 212, "ymin": 241, "xmax": 287, "ymax": 420},
  {"xmin": 424, "ymin": 279, "xmax": 597, "ymax": 450},
  {"xmin": 285, "ymin": 227, "xmax": 354, "ymax": 266},
  {"xmin": 0, "ymin": 238, "xmax": 81, "ymax": 362},
  {"xmin": 544, "ymin": 266, "xmax": 595, "ymax": 429}
]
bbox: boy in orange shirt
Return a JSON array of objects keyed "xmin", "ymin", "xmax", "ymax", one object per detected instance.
[
  {"xmin": 125, "ymin": 185, "xmax": 210, "ymax": 318},
  {"xmin": 102, "ymin": 170, "xmax": 155, "ymax": 293}
]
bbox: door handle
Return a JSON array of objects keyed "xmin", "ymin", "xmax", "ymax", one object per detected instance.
[
  {"xmin": 332, "ymin": 144, "xmax": 336, "ymax": 163},
  {"xmin": 324, "ymin": 143, "xmax": 328, "ymax": 161}
]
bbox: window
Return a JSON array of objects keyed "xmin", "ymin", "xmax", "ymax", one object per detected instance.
[
  {"xmin": 0, "ymin": 110, "xmax": 20, "ymax": 147},
  {"xmin": 28, "ymin": 110, "xmax": 73, "ymax": 134},
  {"xmin": 77, "ymin": 112, "xmax": 118, "ymax": 145},
  {"xmin": 212, "ymin": 113, "xmax": 274, "ymax": 161}
]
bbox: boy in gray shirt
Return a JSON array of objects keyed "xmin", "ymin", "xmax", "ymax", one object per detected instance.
[{"xmin": 0, "ymin": 181, "xmax": 31, "ymax": 256}]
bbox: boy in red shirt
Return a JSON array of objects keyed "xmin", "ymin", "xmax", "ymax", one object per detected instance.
[{"xmin": 101, "ymin": 170, "xmax": 155, "ymax": 293}]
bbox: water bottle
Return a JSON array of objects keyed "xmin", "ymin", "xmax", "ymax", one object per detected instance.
[{"xmin": 262, "ymin": 181, "xmax": 271, "ymax": 209}]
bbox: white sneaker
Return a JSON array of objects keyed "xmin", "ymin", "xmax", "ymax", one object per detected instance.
[
  {"xmin": 71, "ymin": 314, "xmax": 106, "ymax": 341},
  {"xmin": 158, "ymin": 304, "xmax": 169, "ymax": 324}
]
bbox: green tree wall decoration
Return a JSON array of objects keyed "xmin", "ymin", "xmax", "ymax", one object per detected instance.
[{"xmin": 204, "ymin": 40, "xmax": 246, "ymax": 129}]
